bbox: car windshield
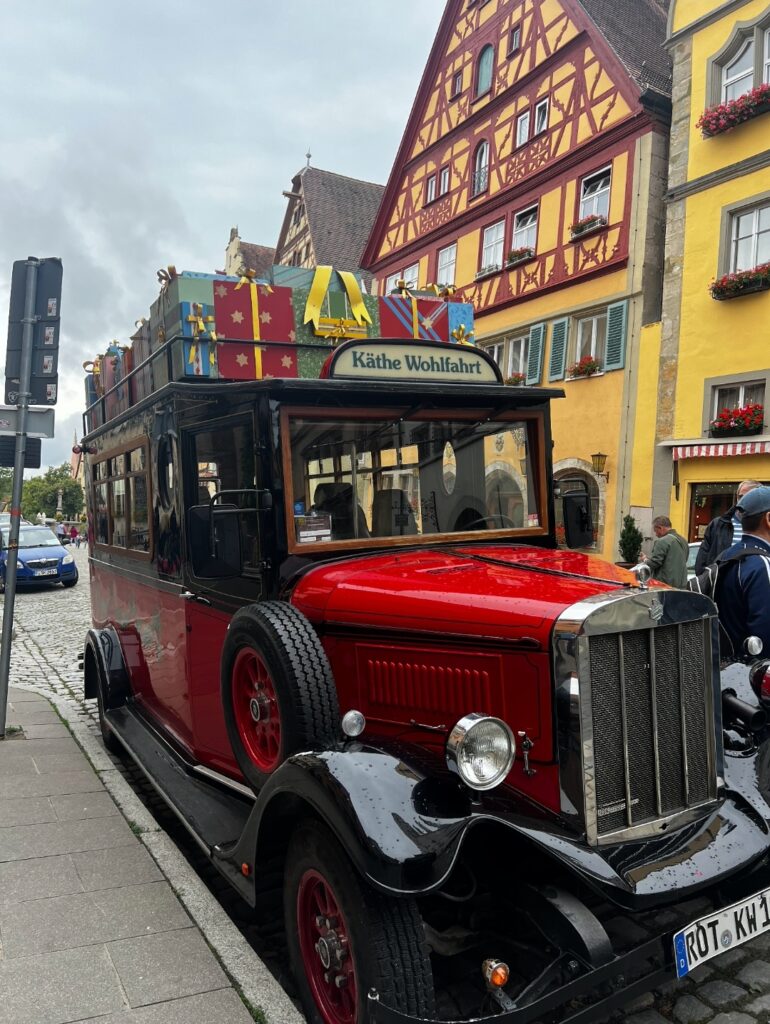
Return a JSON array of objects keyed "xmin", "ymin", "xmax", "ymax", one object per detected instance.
[
  {"xmin": 1, "ymin": 527, "xmax": 61, "ymax": 549},
  {"xmin": 285, "ymin": 408, "xmax": 544, "ymax": 548}
]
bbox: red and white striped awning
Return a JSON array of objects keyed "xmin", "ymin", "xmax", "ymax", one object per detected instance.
[{"xmin": 672, "ymin": 441, "xmax": 770, "ymax": 461}]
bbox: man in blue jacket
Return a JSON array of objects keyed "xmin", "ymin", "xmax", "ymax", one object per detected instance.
[{"xmin": 718, "ymin": 486, "xmax": 770, "ymax": 659}]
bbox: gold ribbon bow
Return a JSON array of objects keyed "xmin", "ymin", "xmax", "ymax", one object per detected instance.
[
  {"xmin": 83, "ymin": 356, "xmax": 103, "ymax": 395},
  {"xmin": 304, "ymin": 267, "xmax": 372, "ymax": 337},
  {"xmin": 451, "ymin": 323, "xmax": 475, "ymax": 346},
  {"xmin": 156, "ymin": 265, "xmax": 178, "ymax": 290},
  {"xmin": 186, "ymin": 303, "xmax": 218, "ymax": 341}
]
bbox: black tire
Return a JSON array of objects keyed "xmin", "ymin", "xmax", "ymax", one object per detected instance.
[
  {"xmin": 285, "ymin": 820, "xmax": 435, "ymax": 1024},
  {"xmin": 221, "ymin": 601, "xmax": 339, "ymax": 790},
  {"xmin": 62, "ymin": 574, "xmax": 78, "ymax": 589},
  {"xmin": 96, "ymin": 675, "xmax": 123, "ymax": 755}
]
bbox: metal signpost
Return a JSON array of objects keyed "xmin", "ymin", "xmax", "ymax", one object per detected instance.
[{"xmin": 0, "ymin": 257, "xmax": 61, "ymax": 738}]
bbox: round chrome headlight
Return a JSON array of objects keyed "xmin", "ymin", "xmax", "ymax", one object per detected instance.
[{"xmin": 446, "ymin": 713, "xmax": 515, "ymax": 791}]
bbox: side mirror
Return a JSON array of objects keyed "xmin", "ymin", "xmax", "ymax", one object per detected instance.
[
  {"xmin": 188, "ymin": 505, "xmax": 241, "ymax": 579},
  {"xmin": 562, "ymin": 491, "xmax": 594, "ymax": 549}
]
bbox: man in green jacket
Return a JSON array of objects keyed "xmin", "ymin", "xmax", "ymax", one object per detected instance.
[{"xmin": 645, "ymin": 515, "xmax": 689, "ymax": 588}]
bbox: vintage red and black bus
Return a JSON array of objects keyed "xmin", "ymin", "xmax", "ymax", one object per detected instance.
[{"xmin": 81, "ymin": 336, "xmax": 770, "ymax": 1024}]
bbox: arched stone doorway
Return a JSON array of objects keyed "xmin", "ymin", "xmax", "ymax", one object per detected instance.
[{"xmin": 553, "ymin": 459, "xmax": 605, "ymax": 551}]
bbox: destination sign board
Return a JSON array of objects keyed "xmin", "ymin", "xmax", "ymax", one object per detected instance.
[{"xmin": 327, "ymin": 340, "xmax": 502, "ymax": 385}]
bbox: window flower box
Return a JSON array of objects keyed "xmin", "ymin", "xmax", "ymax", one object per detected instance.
[
  {"xmin": 709, "ymin": 403, "xmax": 764, "ymax": 437},
  {"xmin": 566, "ymin": 355, "xmax": 602, "ymax": 378},
  {"xmin": 505, "ymin": 247, "xmax": 535, "ymax": 268},
  {"xmin": 504, "ymin": 373, "xmax": 526, "ymax": 386},
  {"xmin": 710, "ymin": 262, "xmax": 770, "ymax": 300},
  {"xmin": 569, "ymin": 214, "xmax": 607, "ymax": 241},
  {"xmin": 697, "ymin": 83, "xmax": 770, "ymax": 138},
  {"xmin": 474, "ymin": 264, "xmax": 501, "ymax": 281}
]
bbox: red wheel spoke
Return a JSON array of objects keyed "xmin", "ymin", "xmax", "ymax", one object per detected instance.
[
  {"xmin": 232, "ymin": 647, "xmax": 282, "ymax": 773},
  {"xmin": 298, "ymin": 870, "xmax": 358, "ymax": 1024}
]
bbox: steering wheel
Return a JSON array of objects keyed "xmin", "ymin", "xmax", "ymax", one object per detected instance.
[{"xmin": 460, "ymin": 513, "xmax": 517, "ymax": 530}]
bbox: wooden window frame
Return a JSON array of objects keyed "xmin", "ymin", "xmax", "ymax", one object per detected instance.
[
  {"xmin": 471, "ymin": 140, "xmax": 490, "ymax": 197},
  {"xmin": 280, "ymin": 405, "xmax": 550, "ymax": 555},
  {"xmin": 439, "ymin": 165, "xmax": 451, "ymax": 196},
  {"xmin": 425, "ymin": 174, "xmax": 437, "ymax": 205},
  {"xmin": 475, "ymin": 44, "xmax": 495, "ymax": 100},
  {"xmin": 516, "ymin": 110, "xmax": 530, "ymax": 148},
  {"xmin": 508, "ymin": 25, "xmax": 521, "ymax": 56},
  {"xmin": 450, "ymin": 70, "xmax": 463, "ymax": 99},
  {"xmin": 534, "ymin": 97, "xmax": 549, "ymax": 135}
]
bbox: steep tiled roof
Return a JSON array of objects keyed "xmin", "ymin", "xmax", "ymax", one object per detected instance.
[
  {"xmin": 235, "ymin": 242, "xmax": 275, "ymax": 279},
  {"xmin": 579, "ymin": 0, "xmax": 672, "ymax": 95},
  {"xmin": 299, "ymin": 167, "xmax": 384, "ymax": 272}
]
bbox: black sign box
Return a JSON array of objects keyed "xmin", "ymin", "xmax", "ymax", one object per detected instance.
[
  {"xmin": 4, "ymin": 376, "xmax": 58, "ymax": 406},
  {"xmin": 5, "ymin": 347, "xmax": 59, "ymax": 380},
  {"xmin": 0, "ymin": 436, "xmax": 41, "ymax": 469},
  {"xmin": 7, "ymin": 259, "xmax": 63, "ymax": 323},
  {"xmin": 6, "ymin": 319, "xmax": 60, "ymax": 352}
]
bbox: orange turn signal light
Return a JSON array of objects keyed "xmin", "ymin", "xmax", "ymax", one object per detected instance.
[
  {"xmin": 241, "ymin": 863, "xmax": 252, "ymax": 877},
  {"xmin": 482, "ymin": 959, "xmax": 510, "ymax": 988}
]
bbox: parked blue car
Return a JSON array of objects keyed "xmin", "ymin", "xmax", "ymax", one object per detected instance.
[{"xmin": 0, "ymin": 525, "xmax": 78, "ymax": 591}]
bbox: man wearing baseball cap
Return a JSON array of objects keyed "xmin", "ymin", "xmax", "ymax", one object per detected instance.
[{"xmin": 717, "ymin": 485, "xmax": 770, "ymax": 659}]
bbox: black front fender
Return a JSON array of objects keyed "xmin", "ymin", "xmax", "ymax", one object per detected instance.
[{"xmin": 83, "ymin": 627, "xmax": 130, "ymax": 707}]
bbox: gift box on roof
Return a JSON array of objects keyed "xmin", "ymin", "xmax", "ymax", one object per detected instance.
[
  {"xmin": 216, "ymin": 341, "xmax": 299, "ymax": 380},
  {"xmin": 171, "ymin": 339, "xmax": 219, "ymax": 379},
  {"xmin": 149, "ymin": 268, "xmax": 234, "ymax": 347},
  {"xmin": 299, "ymin": 266, "xmax": 379, "ymax": 343},
  {"xmin": 213, "ymin": 275, "xmax": 294, "ymax": 343},
  {"xmin": 379, "ymin": 294, "xmax": 452, "ymax": 342},
  {"xmin": 448, "ymin": 303, "xmax": 475, "ymax": 345}
]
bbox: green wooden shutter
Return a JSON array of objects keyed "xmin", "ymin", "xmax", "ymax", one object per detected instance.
[
  {"xmin": 548, "ymin": 318, "xmax": 569, "ymax": 381},
  {"xmin": 604, "ymin": 300, "xmax": 628, "ymax": 371},
  {"xmin": 526, "ymin": 323, "xmax": 546, "ymax": 385}
]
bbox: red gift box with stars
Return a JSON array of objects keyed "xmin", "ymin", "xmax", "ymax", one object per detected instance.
[
  {"xmin": 216, "ymin": 341, "xmax": 298, "ymax": 380},
  {"xmin": 212, "ymin": 279, "xmax": 295, "ymax": 343}
]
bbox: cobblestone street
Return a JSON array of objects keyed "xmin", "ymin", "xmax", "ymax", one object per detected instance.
[{"xmin": 6, "ymin": 546, "xmax": 770, "ymax": 1024}]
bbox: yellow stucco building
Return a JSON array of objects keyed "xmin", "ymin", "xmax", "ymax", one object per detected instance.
[
  {"xmin": 635, "ymin": 0, "xmax": 770, "ymax": 542},
  {"xmin": 363, "ymin": 0, "xmax": 674, "ymax": 560}
]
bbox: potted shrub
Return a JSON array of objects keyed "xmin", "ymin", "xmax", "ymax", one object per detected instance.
[
  {"xmin": 504, "ymin": 373, "xmax": 526, "ymax": 386},
  {"xmin": 569, "ymin": 214, "xmax": 607, "ymax": 240},
  {"xmin": 709, "ymin": 402, "xmax": 765, "ymax": 437},
  {"xmin": 505, "ymin": 246, "xmax": 535, "ymax": 268},
  {"xmin": 617, "ymin": 513, "xmax": 644, "ymax": 567},
  {"xmin": 710, "ymin": 262, "xmax": 770, "ymax": 300},
  {"xmin": 697, "ymin": 82, "xmax": 770, "ymax": 138},
  {"xmin": 474, "ymin": 263, "xmax": 501, "ymax": 280},
  {"xmin": 567, "ymin": 355, "xmax": 602, "ymax": 378}
]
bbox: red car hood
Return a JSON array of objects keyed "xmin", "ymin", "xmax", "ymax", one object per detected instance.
[{"xmin": 290, "ymin": 544, "xmax": 646, "ymax": 649}]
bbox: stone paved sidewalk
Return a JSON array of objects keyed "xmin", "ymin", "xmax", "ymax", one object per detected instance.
[{"xmin": 0, "ymin": 686, "xmax": 257, "ymax": 1024}]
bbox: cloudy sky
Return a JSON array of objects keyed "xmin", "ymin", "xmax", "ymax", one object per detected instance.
[{"xmin": 0, "ymin": 1, "xmax": 446, "ymax": 468}]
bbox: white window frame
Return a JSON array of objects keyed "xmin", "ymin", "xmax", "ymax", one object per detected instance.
[
  {"xmin": 473, "ymin": 141, "xmax": 489, "ymax": 195},
  {"xmin": 574, "ymin": 312, "xmax": 608, "ymax": 365},
  {"xmin": 516, "ymin": 110, "xmax": 530, "ymax": 147},
  {"xmin": 534, "ymin": 97, "xmax": 549, "ymax": 134},
  {"xmin": 509, "ymin": 25, "xmax": 521, "ymax": 54},
  {"xmin": 507, "ymin": 336, "xmax": 529, "ymax": 377},
  {"xmin": 512, "ymin": 205, "xmax": 538, "ymax": 251},
  {"xmin": 481, "ymin": 220, "xmax": 505, "ymax": 272},
  {"xmin": 451, "ymin": 70, "xmax": 463, "ymax": 97},
  {"xmin": 713, "ymin": 380, "xmax": 766, "ymax": 418},
  {"xmin": 439, "ymin": 166, "xmax": 450, "ymax": 195},
  {"xmin": 384, "ymin": 273, "xmax": 401, "ymax": 294},
  {"xmin": 765, "ymin": 28, "xmax": 770, "ymax": 82},
  {"xmin": 488, "ymin": 342, "xmax": 505, "ymax": 368},
  {"xmin": 722, "ymin": 38, "xmax": 755, "ymax": 101},
  {"xmin": 437, "ymin": 243, "xmax": 457, "ymax": 287},
  {"xmin": 579, "ymin": 167, "xmax": 611, "ymax": 221},
  {"xmin": 426, "ymin": 175, "xmax": 437, "ymax": 204},
  {"xmin": 402, "ymin": 263, "xmax": 419, "ymax": 289},
  {"xmin": 731, "ymin": 202, "xmax": 770, "ymax": 272}
]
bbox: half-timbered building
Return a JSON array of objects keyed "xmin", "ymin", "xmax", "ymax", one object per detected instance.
[{"xmin": 363, "ymin": 0, "xmax": 672, "ymax": 558}]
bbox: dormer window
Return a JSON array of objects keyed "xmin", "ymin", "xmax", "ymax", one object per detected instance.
[{"xmin": 476, "ymin": 44, "xmax": 494, "ymax": 98}]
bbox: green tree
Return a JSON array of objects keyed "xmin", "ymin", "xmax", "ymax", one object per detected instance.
[
  {"xmin": 21, "ymin": 463, "xmax": 84, "ymax": 521},
  {"xmin": 618, "ymin": 513, "xmax": 644, "ymax": 564},
  {"xmin": 0, "ymin": 467, "xmax": 13, "ymax": 509}
]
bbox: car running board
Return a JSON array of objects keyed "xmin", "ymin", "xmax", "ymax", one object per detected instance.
[{"xmin": 106, "ymin": 705, "xmax": 253, "ymax": 860}]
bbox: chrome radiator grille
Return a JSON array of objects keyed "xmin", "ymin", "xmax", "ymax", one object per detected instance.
[{"xmin": 586, "ymin": 619, "xmax": 717, "ymax": 841}]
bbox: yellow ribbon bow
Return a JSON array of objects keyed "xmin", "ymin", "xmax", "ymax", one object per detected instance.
[
  {"xmin": 451, "ymin": 323, "xmax": 475, "ymax": 346},
  {"xmin": 304, "ymin": 267, "xmax": 372, "ymax": 336},
  {"xmin": 156, "ymin": 265, "xmax": 178, "ymax": 290},
  {"xmin": 186, "ymin": 303, "xmax": 218, "ymax": 341}
]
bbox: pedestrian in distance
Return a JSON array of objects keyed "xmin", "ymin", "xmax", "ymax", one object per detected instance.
[
  {"xmin": 70, "ymin": 524, "xmax": 78, "ymax": 546},
  {"xmin": 644, "ymin": 515, "xmax": 689, "ymax": 588},
  {"xmin": 714, "ymin": 486, "xmax": 770, "ymax": 660},
  {"xmin": 56, "ymin": 521, "xmax": 66, "ymax": 543},
  {"xmin": 694, "ymin": 479, "xmax": 762, "ymax": 574}
]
